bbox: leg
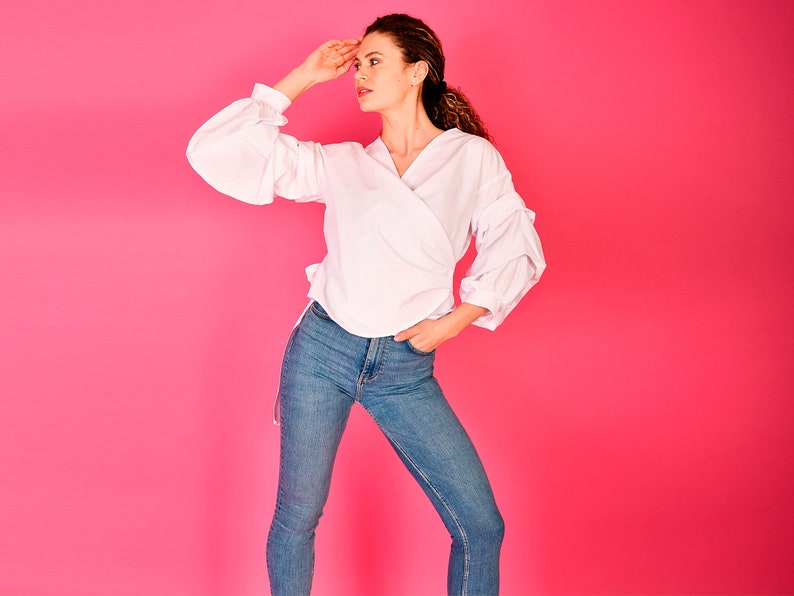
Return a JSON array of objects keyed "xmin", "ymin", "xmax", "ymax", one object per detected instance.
[
  {"xmin": 361, "ymin": 341, "xmax": 504, "ymax": 596},
  {"xmin": 266, "ymin": 315, "xmax": 356, "ymax": 596}
]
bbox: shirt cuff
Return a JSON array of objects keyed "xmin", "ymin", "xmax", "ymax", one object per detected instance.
[
  {"xmin": 460, "ymin": 289, "xmax": 501, "ymax": 318},
  {"xmin": 252, "ymin": 83, "xmax": 292, "ymax": 113}
]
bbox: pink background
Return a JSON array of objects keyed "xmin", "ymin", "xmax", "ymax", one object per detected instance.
[{"xmin": 2, "ymin": 0, "xmax": 793, "ymax": 594}]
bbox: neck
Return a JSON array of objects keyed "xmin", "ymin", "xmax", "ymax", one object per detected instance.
[{"xmin": 379, "ymin": 97, "xmax": 443, "ymax": 156}]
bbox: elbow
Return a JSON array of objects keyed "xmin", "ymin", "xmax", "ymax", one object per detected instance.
[
  {"xmin": 185, "ymin": 133, "xmax": 207, "ymax": 177},
  {"xmin": 532, "ymin": 256, "xmax": 547, "ymax": 281}
]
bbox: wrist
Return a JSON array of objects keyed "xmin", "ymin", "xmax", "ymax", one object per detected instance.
[
  {"xmin": 273, "ymin": 66, "xmax": 317, "ymax": 102},
  {"xmin": 444, "ymin": 303, "xmax": 488, "ymax": 336},
  {"xmin": 293, "ymin": 64, "xmax": 321, "ymax": 86}
]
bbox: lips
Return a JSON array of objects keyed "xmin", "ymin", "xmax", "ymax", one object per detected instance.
[{"xmin": 357, "ymin": 87, "xmax": 372, "ymax": 97}]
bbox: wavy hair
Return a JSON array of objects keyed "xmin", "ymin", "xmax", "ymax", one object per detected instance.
[{"xmin": 365, "ymin": 14, "xmax": 492, "ymax": 141}]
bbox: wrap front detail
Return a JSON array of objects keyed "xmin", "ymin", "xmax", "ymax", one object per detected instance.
[{"xmin": 186, "ymin": 84, "xmax": 546, "ymax": 337}]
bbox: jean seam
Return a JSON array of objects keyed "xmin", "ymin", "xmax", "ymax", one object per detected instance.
[
  {"xmin": 273, "ymin": 323, "xmax": 301, "ymax": 425},
  {"xmin": 355, "ymin": 338, "xmax": 389, "ymax": 400},
  {"xmin": 369, "ymin": 419, "xmax": 471, "ymax": 595},
  {"xmin": 368, "ymin": 338, "xmax": 388, "ymax": 382},
  {"xmin": 272, "ymin": 324, "xmax": 297, "ymax": 522},
  {"xmin": 309, "ymin": 302, "xmax": 332, "ymax": 320}
]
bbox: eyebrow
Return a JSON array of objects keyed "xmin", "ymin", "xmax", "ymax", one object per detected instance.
[{"xmin": 354, "ymin": 51, "xmax": 383, "ymax": 61}]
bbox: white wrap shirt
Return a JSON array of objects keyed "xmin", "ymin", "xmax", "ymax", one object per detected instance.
[{"xmin": 186, "ymin": 84, "xmax": 546, "ymax": 337}]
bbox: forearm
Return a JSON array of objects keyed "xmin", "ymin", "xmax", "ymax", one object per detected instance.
[
  {"xmin": 273, "ymin": 65, "xmax": 317, "ymax": 102},
  {"xmin": 441, "ymin": 302, "xmax": 489, "ymax": 337}
]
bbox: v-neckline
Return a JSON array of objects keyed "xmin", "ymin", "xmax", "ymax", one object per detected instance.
[{"xmin": 377, "ymin": 128, "xmax": 456, "ymax": 180}]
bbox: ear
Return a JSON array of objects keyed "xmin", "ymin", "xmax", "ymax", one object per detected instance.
[{"xmin": 412, "ymin": 61, "xmax": 429, "ymax": 83}]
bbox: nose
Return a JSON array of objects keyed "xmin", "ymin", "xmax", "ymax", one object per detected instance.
[{"xmin": 355, "ymin": 70, "xmax": 366, "ymax": 81}]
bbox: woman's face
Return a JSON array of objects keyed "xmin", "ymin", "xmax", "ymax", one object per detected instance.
[{"xmin": 353, "ymin": 32, "xmax": 418, "ymax": 113}]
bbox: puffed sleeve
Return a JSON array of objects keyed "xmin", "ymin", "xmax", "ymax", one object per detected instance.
[
  {"xmin": 460, "ymin": 144, "xmax": 546, "ymax": 330},
  {"xmin": 186, "ymin": 84, "xmax": 325, "ymax": 205}
]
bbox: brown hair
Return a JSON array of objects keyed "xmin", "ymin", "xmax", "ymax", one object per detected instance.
[{"xmin": 365, "ymin": 14, "xmax": 492, "ymax": 141}]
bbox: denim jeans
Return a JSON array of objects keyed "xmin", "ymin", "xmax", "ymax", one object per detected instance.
[{"xmin": 266, "ymin": 302, "xmax": 504, "ymax": 595}]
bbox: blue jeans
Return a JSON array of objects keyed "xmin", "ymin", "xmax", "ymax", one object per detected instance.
[{"xmin": 266, "ymin": 302, "xmax": 504, "ymax": 595}]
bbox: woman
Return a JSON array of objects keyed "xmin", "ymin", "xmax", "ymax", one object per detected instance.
[{"xmin": 187, "ymin": 13, "xmax": 545, "ymax": 595}]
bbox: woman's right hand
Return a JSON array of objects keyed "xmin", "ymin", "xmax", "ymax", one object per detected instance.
[
  {"xmin": 302, "ymin": 38, "xmax": 361, "ymax": 83},
  {"xmin": 274, "ymin": 38, "xmax": 361, "ymax": 102}
]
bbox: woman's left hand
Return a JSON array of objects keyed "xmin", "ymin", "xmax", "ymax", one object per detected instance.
[
  {"xmin": 394, "ymin": 318, "xmax": 457, "ymax": 353},
  {"xmin": 394, "ymin": 303, "xmax": 488, "ymax": 353}
]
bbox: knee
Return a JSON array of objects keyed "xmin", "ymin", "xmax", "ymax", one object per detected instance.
[
  {"xmin": 271, "ymin": 499, "xmax": 325, "ymax": 535},
  {"xmin": 480, "ymin": 510, "xmax": 505, "ymax": 546},
  {"xmin": 457, "ymin": 508, "xmax": 505, "ymax": 549}
]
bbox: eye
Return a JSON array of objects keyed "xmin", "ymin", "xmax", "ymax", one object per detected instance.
[
  {"xmin": 353, "ymin": 63, "xmax": 361, "ymax": 70},
  {"xmin": 369, "ymin": 58, "xmax": 379, "ymax": 66}
]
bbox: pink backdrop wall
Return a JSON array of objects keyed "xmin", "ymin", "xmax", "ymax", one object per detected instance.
[{"xmin": 2, "ymin": 1, "xmax": 793, "ymax": 594}]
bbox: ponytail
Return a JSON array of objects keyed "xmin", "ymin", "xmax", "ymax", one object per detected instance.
[{"xmin": 424, "ymin": 80, "xmax": 491, "ymax": 142}]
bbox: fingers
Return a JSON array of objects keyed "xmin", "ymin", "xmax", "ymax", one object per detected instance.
[
  {"xmin": 339, "ymin": 44, "xmax": 360, "ymax": 61},
  {"xmin": 333, "ymin": 39, "xmax": 361, "ymax": 62},
  {"xmin": 318, "ymin": 38, "xmax": 360, "ymax": 73},
  {"xmin": 323, "ymin": 38, "xmax": 361, "ymax": 51},
  {"xmin": 396, "ymin": 318, "xmax": 431, "ymax": 342},
  {"xmin": 393, "ymin": 326, "xmax": 418, "ymax": 342},
  {"xmin": 393, "ymin": 330, "xmax": 410, "ymax": 342}
]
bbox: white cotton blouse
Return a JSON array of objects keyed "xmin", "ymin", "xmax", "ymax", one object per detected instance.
[{"xmin": 186, "ymin": 84, "xmax": 546, "ymax": 337}]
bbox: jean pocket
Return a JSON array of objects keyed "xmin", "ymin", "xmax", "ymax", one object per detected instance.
[
  {"xmin": 309, "ymin": 301, "xmax": 333, "ymax": 321},
  {"xmin": 405, "ymin": 338, "xmax": 435, "ymax": 356}
]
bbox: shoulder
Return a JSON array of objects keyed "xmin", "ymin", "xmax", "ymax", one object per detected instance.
[
  {"xmin": 322, "ymin": 141, "xmax": 367, "ymax": 154},
  {"xmin": 441, "ymin": 128, "xmax": 491, "ymax": 149},
  {"xmin": 308, "ymin": 140, "xmax": 368, "ymax": 161},
  {"xmin": 315, "ymin": 141, "xmax": 382, "ymax": 177},
  {"xmin": 442, "ymin": 129, "xmax": 504, "ymax": 161},
  {"xmin": 440, "ymin": 129, "xmax": 510, "ymax": 179}
]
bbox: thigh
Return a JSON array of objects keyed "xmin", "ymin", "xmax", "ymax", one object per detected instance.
[
  {"xmin": 276, "ymin": 316, "xmax": 357, "ymax": 506},
  {"xmin": 361, "ymin": 346, "xmax": 500, "ymax": 529}
]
